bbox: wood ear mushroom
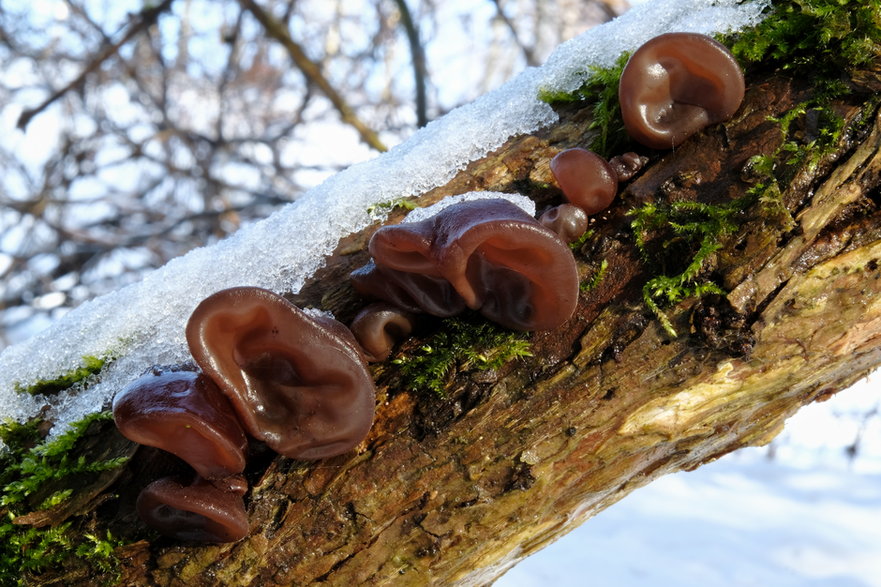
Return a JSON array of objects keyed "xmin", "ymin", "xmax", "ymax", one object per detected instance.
[
  {"xmin": 112, "ymin": 368, "xmax": 247, "ymax": 480},
  {"xmin": 136, "ymin": 474, "xmax": 249, "ymax": 543},
  {"xmin": 186, "ymin": 286, "xmax": 376, "ymax": 460},
  {"xmin": 618, "ymin": 32, "xmax": 745, "ymax": 150},
  {"xmin": 352, "ymin": 198, "xmax": 579, "ymax": 331}
]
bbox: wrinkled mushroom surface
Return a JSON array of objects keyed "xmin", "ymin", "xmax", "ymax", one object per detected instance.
[
  {"xmin": 112, "ymin": 369, "xmax": 247, "ymax": 480},
  {"xmin": 137, "ymin": 475, "xmax": 249, "ymax": 543},
  {"xmin": 187, "ymin": 287, "xmax": 375, "ymax": 460},
  {"xmin": 618, "ymin": 32, "xmax": 745, "ymax": 150},
  {"xmin": 608, "ymin": 152, "xmax": 649, "ymax": 182},
  {"xmin": 355, "ymin": 198, "xmax": 579, "ymax": 331}
]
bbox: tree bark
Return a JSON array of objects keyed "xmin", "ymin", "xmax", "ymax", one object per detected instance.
[{"xmin": 29, "ymin": 66, "xmax": 881, "ymax": 585}]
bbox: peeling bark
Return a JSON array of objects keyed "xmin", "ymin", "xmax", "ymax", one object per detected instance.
[{"xmin": 23, "ymin": 65, "xmax": 881, "ymax": 585}]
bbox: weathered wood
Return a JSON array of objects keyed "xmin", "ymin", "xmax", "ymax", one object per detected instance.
[{"xmin": 25, "ymin": 65, "xmax": 881, "ymax": 585}]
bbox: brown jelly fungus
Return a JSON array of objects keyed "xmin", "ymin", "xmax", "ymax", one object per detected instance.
[
  {"xmin": 550, "ymin": 148, "xmax": 619, "ymax": 215},
  {"xmin": 112, "ymin": 368, "xmax": 247, "ymax": 480},
  {"xmin": 618, "ymin": 32, "xmax": 745, "ymax": 150},
  {"xmin": 137, "ymin": 474, "xmax": 249, "ymax": 543},
  {"xmin": 352, "ymin": 198, "xmax": 579, "ymax": 331},
  {"xmin": 350, "ymin": 303, "xmax": 416, "ymax": 362},
  {"xmin": 187, "ymin": 286, "xmax": 376, "ymax": 460}
]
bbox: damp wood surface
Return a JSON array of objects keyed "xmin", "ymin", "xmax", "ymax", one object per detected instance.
[{"xmin": 26, "ymin": 65, "xmax": 881, "ymax": 585}]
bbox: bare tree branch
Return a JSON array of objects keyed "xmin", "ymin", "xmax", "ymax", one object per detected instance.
[
  {"xmin": 392, "ymin": 0, "xmax": 428, "ymax": 127},
  {"xmin": 16, "ymin": 0, "xmax": 175, "ymax": 130},
  {"xmin": 490, "ymin": 0, "xmax": 539, "ymax": 67},
  {"xmin": 237, "ymin": 0, "xmax": 388, "ymax": 152}
]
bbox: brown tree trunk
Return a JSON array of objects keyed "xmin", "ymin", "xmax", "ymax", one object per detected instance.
[{"xmin": 30, "ymin": 66, "xmax": 881, "ymax": 585}]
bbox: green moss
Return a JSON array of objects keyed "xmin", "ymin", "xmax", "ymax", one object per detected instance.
[
  {"xmin": 0, "ymin": 412, "xmax": 129, "ymax": 584},
  {"xmin": 581, "ymin": 259, "xmax": 608, "ymax": 293},
  {"xmin": 569, "ymin": 228, "xmax": 595, "ymax": 251},
  {"xmin": 727, "ymin": 0, "xmax": 881, "ymax": 77},
  {"xmin": 538, "ymin": 53, "xmax": 631, "ymax": 158},
  {"xmin": 367, "ymin": 197, "xmax": 418, "ymax": 217},
  {"xmin": 393, "ymin": 316, "xmax": 533, "ymax": 396},
  {"xmin": 768, "ymin": 102, "xmax": 844, "ymax": 172},
  {"xmin": 629, "ymin": 197, "xmax": 755, "ymax": 337},
  {"xmin": 15, "ymin": 355, "xmax": 112, "ymax": 396},
  {"xmin": 741, "ymin": 98, "xmax": 848, "ymax": 228}
]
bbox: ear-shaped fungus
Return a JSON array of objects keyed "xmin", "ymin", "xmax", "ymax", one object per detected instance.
[
  {"xmin": 137, "ymin": 474, "xmax": 249, "ymax": 542},
  {"xmin": 353, "ymin": 198, "xmax": 578, "ymax": 331},
  {"xmin": 618, "ymin": 32, "xmax": 745, "ymax": 150},
  {"xmin": 186, "ymin": 287, "xmax": 375, "ymax": 460},
  {"xmin": 350, "ymin": 303, "xmax": 415, "ymax": 362},
  {"xmin": 550, "ymin": 148, "xmax": 618, "ymax": 215},
  {"xmin": 112, "ymin": 369, "xmax": 247, "ymax": 480},
  {"xmin": 539, "ymin": 204, "xmax": 589, "ymax": 243}
]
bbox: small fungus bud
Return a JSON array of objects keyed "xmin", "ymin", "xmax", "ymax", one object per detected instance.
[
  {"xmin": 608, "ymin": 152, "xmax": 649, "ymax": 182},
  {"xmin": 350, "ymin": 303, "xmax": 415, "ymax": 362},
  {"xmin": 539, "ymin": 204, "xmax": 589, "ymax": 243},
  {"xmin": 549, "ymin": 148, "xmax": 619, "ymax": 215}
]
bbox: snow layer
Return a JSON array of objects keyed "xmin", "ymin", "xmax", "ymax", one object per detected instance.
[{"xmin": 0, "ymin": 0, "xmax": 770, "ymax": 434}]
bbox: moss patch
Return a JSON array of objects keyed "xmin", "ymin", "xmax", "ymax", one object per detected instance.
[
  {"xmin": 581, "ymin": 258, "xmax": 609, "ymax": 293},
  {"xmin": 14, "ymin": 355, "xmax": 113, "ymax": 396},
  {"xmin": 629, "ymin": 196, "xmax": 755, "ymax": 338},
  {"xmin": 538, "ymin": 53, "xmax": 631, "ymax": 158},
  {"xmin": 393, "ymin": 316, "xmax": 533, "ymax": 397},
  {"xmin": 367, "ymin": 197, "xmax": 418, "ymax": 218},
  {"xmin": 0, "ymin": 412, "xmax": 130, "ymax": 584},
  {"xmin": 727, "ymin": 0, "xmax": 881, "ymax": 78}
]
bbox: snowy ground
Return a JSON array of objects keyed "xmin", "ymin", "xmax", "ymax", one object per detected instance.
[{"xmin": 498, "ymin": 376, "xmax": 881, "ymax": 587}]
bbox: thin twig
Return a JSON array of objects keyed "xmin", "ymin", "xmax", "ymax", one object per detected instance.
[
  {"xmin": 392, "ymin": 0, "xmax": 428, "ymax": 127},
  {"xmin": 490, "ymin": 0, "xmax": 538, "ymax": 67},
  {"xmin": 16, "ymin": 0, "xmax": 175, "ymax": 130},
  {"xmin": 238, "ymin": 0, "xmax": 388, "ymax": 152}
]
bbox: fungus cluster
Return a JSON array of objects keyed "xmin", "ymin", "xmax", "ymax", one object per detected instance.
[
  {"xmin": 351, "ymin": 198, "xmax": 579, "ymax": 333},
  {"xmin": 113, "ymin": 287, "xmax": 375, "ymax": 542},
  {"xmin": 547, "ymin": 32, "xmax": 744, "ymax": 233},
  {"xmin": 109, "ymin": 31, "xmax": 745, "ymax": 545}
]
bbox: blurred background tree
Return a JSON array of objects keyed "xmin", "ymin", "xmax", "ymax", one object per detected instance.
[{"xmin": 0, "ymin": 0, "xmax": 629, "ymax": 348}]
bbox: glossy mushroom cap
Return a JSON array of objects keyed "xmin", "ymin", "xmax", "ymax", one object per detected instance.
[
  {"xmin": 357, "ymin": 198, "xmax": 579, "ymax": 331},
  {"xmin": 186, "ymin": 287, "xmax": 375, "ymax": 460},
  {"xmin": 350, "ymin": 303, "xmax": 415, "ymax": 362},
  {"xmin": 112, "ymin": 369, "xmax": 247, "ymax": 480},
  {"xmin": 618, "ymin": 32, "xmax": 745, "ymax": 150},
  {"xmin": 539, "ymin": 204, "xmax": 589, "ymax": 243},
  {"xmin": 549, "ymin": 148, "xmax": 618, "ymax": 215},
  {"xmin": 137, "ymin": 475, "xmax": 249, "ymax": 543}
]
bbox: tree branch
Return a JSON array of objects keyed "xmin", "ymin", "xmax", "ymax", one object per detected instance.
[
  {"xmin": 237, "ymin": 0, "xmax": 388, "ymax": 152},
  {"xmin": 16, "ymin": 0, "xmax": 175, "ymax": 130},
  {"xmin": 392, "ymin": 0, "xmax": 429, "ymax": 127},
  {"xmin": 490, "ymin": 0, "xmax": 539, "ymax": 67}
]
